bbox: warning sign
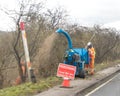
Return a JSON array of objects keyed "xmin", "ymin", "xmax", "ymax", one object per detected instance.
[{"xmin": 57, "ymin": 63, "xmax": 76, "ymax": 80}]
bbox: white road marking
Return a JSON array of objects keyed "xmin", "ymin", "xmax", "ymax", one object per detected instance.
[{"xmin": 85, "ymin": 73, "xmax": 120, "ymax": 96}]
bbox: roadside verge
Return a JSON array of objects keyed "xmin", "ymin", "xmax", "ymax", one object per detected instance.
[{"xmin": 35, "ymin": 64, "xmax": 120, "ymax": 96}]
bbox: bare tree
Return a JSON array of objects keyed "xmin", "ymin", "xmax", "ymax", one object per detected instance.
[
  {"xmin": 45, "ymin": 6, "xmax": 68, "ymax": 29},
  {"xmin": 92, "ymin": 26, "xmax": 120, "ymax": 63},
  {"xmin": 0, "ymin": 0, "xmax": 45, "ymax": 83}
]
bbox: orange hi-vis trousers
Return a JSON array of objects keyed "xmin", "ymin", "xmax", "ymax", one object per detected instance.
[
  {"xmin": 85, "ymin": 58, "xmax": 95, "ymax": 75},
  {"xmin": 89, "ymin": 58, "xmax": 95, "ymax": 74}
]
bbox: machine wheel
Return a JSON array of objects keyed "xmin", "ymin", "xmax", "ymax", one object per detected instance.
[{"xmin": 79, "ymin": 70, "xmax": 86, "ymax": 78}]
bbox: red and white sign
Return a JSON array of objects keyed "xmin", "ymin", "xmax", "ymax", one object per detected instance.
[{"xmin": 57, "ymin": 63, "xmax": 76, "ymax": 80}]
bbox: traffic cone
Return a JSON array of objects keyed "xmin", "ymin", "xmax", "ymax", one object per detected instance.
[{"xmin": 61, "ymin": 77, "xmax": 70, "ymax": 88}]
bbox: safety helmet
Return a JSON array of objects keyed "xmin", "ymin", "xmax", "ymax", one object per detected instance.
[
  {"xmin": 87, "ymin": 42, "xmax": 92, "ymax": 46},
  {"xmin": 87, "ymin": 42, "xmax": 92, "ymax": 48}
]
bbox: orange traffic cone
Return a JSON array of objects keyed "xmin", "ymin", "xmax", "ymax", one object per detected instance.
[{"xmin": 61, "ymin": 77, "xmax": 70, "ymax": 88}]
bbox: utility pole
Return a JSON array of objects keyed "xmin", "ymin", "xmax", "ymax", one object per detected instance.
[{"xmin": 20, "ymin": 22, "xmax": 36, "ymax": 83}]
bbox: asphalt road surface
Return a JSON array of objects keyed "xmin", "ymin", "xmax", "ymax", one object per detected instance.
[{"xmin": 85, "ymin": 73, "xmax": 120, "ymax": 96}]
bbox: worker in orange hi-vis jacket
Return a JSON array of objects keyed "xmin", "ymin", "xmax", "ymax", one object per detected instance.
[{"xmin": 86, "ymin": 42, "xmax": 96, "ymax": 75}]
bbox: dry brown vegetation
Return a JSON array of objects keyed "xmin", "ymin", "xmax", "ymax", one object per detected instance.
[{"xmin": 0, "ymin": 0, "xmax": 120, "ymax": 89}]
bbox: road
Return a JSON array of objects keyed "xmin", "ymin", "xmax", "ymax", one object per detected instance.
[{"xmin": 85, "ymin": 72, "xmax": 120, "ymax": 96}]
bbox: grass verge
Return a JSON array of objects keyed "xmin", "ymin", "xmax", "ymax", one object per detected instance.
[
  {"xmin": 0, "ymin": 77, "xmax": 62, "ymax": 96},
  {"xmin": 95, "ymin": 60, "xmax": 120, "ymax": 72},
  {"xmin": 0, "ymin": 60, "xmax": 120, "ymax": 96}
]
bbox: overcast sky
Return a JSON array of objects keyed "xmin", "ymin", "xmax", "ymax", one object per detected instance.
[{"xmin": 0, "ymin": 0, "xmax": 120, "ymax": 31}]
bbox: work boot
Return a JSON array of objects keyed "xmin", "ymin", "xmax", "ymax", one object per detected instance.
[
  {"xmin": 90, "ymin": 70, "xmax": 94, "ymax": 75},
  {"xmin": 90, "ymin": 71, "xmax": 94, "ymax": 75}
]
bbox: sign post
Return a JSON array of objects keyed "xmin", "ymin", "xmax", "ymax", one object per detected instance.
[{"xmin": 20, "ymin": 22, "xmax": 36, "ymax": 83}]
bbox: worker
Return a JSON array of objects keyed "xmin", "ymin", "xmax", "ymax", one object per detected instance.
[
  {"xmin": 14, "ymin": 60, "xmax": 26, "ymax": 85},
  {"xmin": 86, "ymin": 42, "xmax": 96, "ymax": 75},
  {"xmin": 20, "ymin": 60, "xmax": 26, "ymax": 77}
]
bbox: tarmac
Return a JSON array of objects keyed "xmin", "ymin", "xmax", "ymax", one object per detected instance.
[{"xmin": 35, "ymin": 64, "xmax": 120, "ymax": 96}]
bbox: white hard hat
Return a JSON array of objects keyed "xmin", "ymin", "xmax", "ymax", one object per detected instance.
[{"xmin": 87, "ymin": 42, "xmax": 92, "ymax": 46}]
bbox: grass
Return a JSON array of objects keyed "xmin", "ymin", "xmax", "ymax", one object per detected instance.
[
  {"xmin": 0, "ymin": 60, "xmax": 120, "ymax": 96},
  {"xmin": 0, "ymin": 77, "xmax": 62, "ymax": 96},
  {"xmin": 95, "ymin": 60, "xmax": 120, "ymax": 72}
]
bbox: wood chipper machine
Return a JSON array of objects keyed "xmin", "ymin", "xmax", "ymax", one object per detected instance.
[{"xmin": 56, "ymin": 29, "xmax": 90, "ymax": 78}]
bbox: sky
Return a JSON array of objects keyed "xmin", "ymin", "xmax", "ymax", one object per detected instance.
[{"xmin": 0, "ymin": 0, "xmax": 120, "ymax": 31}]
